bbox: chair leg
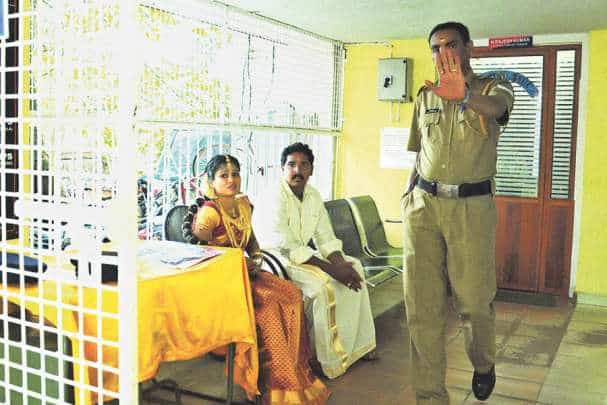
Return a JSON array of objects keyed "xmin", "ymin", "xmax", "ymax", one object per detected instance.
[
  {"xmin": 141, "ymin": 344, "xmax": 241, "ymax": 405},
  {"xmin": 227, "ymin": 342, "xmax": 235, "ymax": 405},
  {"xmin": 141, "ymin": 378, "xmax": 182, "ymax": 404}
]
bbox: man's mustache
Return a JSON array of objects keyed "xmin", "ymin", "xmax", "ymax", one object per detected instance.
[{"xmin": 292, "ymin": 174, "xmax": 304, "ymax": 180}]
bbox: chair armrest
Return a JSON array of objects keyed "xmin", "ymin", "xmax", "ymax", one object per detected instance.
[{"xmin": 261, "ymin": 250, "xmax": 290, "ymax": 280}]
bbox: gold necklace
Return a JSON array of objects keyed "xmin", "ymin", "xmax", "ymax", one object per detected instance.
[
  {"xmin": 226, "ymin": 205, "xmax": 238, "ymax": 218},
  {"xmin": 215, "ymin": 198, "xmax": 251, "ymax": 249},
  {"xmin": 218, "ymin": 197, "xmax": 238, "ymax": 218}
]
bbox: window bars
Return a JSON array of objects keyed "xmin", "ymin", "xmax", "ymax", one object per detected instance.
[{"xmin": 1, "ymin": 0, "xmax": 343, "ymax": 402}]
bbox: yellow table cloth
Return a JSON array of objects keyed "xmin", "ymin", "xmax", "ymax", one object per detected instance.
[{"xmin": 2, "ymin": 243, "xmax": 259, "ymax": 404}]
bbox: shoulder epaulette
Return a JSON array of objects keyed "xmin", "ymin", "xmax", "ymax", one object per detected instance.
[{"xmin": 480, "ymin": 78, "xmax": 498, "ymax": 96}]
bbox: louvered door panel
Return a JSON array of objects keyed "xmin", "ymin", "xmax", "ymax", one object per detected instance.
[
  {"xmin": 471, "ymin": 56, "xmax": 543, "ymax": 197},
  {"xmin": 551, "ymin": 50, "xmax": 576, "ymax": 199}
]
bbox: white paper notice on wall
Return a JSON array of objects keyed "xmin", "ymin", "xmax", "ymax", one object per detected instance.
[{"xmin": 380, "ymin": 127, "xmax": 415, "ymax": 169}]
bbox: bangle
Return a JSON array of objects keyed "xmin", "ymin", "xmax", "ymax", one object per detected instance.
[{"xmin": 251, "ymin": 252, "xmax": 263, "ymax": 268}]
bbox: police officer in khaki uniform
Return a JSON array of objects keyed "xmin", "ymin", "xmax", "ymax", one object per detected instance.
[{"xmin": 402, "ymin": 22, "xmax": 514, "ymax": 404}]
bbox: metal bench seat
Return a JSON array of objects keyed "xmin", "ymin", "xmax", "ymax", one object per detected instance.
[{"xmin": 324, "ymin": 199, "xmax": 402, "ymax": 287}]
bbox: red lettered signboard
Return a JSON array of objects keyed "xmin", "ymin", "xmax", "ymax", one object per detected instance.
[{"xmin": 489, "ymin": 35, "xmax": 533, "ymax": 49}]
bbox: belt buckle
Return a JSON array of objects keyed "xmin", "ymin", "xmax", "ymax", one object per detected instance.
[{"xmin": 436, "ymin": 183, "xmax": 459, "ymax": 198}]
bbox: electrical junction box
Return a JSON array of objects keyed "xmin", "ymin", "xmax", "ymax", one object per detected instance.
[{"xmin": 377, "ymin": 58, "xmax": 411, "ymax": 102}]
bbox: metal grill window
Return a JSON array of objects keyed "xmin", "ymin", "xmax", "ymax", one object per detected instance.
[
  {"xmin": 137, "ymin": 1, "xmax": 342, "ymax": 130},
  {"xmin": 135, "ymin": 1, "xmax": 342, "ymax": 239},
  {"xmin": 471, "ymin": 55, "xmax": 544, "ymax": 198}
]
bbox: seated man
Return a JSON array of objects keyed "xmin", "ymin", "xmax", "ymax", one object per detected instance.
[{"xmin": 254, "ymin": 142, "xmax": 376, "ymax": 379}]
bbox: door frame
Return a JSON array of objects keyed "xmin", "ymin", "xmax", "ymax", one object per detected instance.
[{"xmin": 473, "ymin": 34, "xmax": 589, "ymax": 298}]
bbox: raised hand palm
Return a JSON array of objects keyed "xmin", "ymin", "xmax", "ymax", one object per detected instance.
[{"xmin": 425, "ymin": 48, "xmax": 466, "ymax": 101}]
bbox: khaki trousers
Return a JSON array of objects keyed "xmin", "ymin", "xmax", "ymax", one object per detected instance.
[{"xmin": 401, "ymin": 187, "xmax": 497, "ymax": 404}]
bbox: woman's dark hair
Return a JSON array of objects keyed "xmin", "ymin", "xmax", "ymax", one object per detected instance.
[
  {"xmin": 428, "ymin": 22, "xmax": 471, "ymax": 44},
  {"xmin": 204, "ymin": 154, "xmax": 241, "ymax": 180},
  {"xmin": 280, "ymin": 142, "xmax": 314, "ymax": 167},
  {"xmin": 182, "ymin": 197, "xmax": 206, "ymax": 244}
]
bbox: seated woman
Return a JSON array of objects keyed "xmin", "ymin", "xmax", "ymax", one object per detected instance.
[{"xmin": 185, "ymin": 154, "xmax": 330, "ymax": 405}]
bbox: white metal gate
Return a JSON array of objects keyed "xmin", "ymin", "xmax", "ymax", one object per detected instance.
[{"xmin": 1, "ymin": 0, "xmax": 139, "ymax": 403}]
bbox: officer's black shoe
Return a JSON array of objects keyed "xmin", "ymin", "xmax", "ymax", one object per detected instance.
[{"xmin": 472, "ymin": 365, "xmax": 495, "ymax": 401}]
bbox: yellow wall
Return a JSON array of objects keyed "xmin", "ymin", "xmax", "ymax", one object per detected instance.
[
  {"xmin": 337, "ymin": 39, "xmax": 433, "ymax": 245},
  {"xmin": 575, "ymin": 29, "xmax": 607, "ymax": 297},
  {"xmin": 338, "ymin": 31, "xmax": 607, "ymax": 298}
]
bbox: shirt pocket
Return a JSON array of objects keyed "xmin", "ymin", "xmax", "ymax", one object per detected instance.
[
  {"xmin": 304, "ymin": 211, "xmax": 321, "ymax": 238},
  {"xmin": 422, "ymin": 112, "xmax": 441, "ymax": 144}
]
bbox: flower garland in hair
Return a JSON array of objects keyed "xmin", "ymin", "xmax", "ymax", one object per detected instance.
[{"xmin": 182, "ymin": 197, "xmax": 206, "ymax": 244}]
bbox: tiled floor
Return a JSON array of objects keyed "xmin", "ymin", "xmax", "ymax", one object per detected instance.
[{"xmin": 141, "ymin": 276, "xmax": 607, "ymax": 404}]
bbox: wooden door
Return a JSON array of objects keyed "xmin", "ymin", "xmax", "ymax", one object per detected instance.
[{"xmin": 471, "ymin": 45, "xmax": 580, "ymax": 296}]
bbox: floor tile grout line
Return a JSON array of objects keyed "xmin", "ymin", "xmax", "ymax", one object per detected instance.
[
  {"xmin": 544, "ymin": 302, "xmax": 576, "ymax": 366},
  {"xmin": 495, "ymin": 311, "xmax": 523, "ymax": 358},
  {"xmin": 446, "ymin": 384, "xmax": 545, "ymax": 405},
  {"xmin": 535, "ymin": 301, "xmax": 579, "ymax": 402},
  {"xmin": 447, "ymin": 365, "xmax": 548, "ymax": 386}
]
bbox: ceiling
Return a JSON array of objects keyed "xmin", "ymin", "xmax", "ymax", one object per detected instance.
[{"xmin": 222, "ymin": 0, "xmax": 607, "ymax": 43}]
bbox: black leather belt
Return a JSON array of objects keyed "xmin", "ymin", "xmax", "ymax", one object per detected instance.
[{"xmin": 416, "ymin": 176, "xmax": 492, "ymax": 198}]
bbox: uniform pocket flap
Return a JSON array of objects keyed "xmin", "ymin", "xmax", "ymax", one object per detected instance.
[{"xmin": 423, "ymin": 111, "xmax": 441, "ymax": 126}]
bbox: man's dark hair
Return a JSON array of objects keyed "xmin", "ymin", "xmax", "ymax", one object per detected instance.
[
  {"xmin": 280, "ymin": 142, "xmax": 314, "ymax": 167},
  {"xmin": 204, "ymin": 154, "xmax": 241, "ymax": 181},
  {"xmin": 428, "ymin": 22, "xmax": 471, "ymax": 44}
]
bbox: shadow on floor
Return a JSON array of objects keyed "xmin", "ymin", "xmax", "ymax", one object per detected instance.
[{"xmin": 141, "ymin": 279, "xmax": 607, "ymax": 404}]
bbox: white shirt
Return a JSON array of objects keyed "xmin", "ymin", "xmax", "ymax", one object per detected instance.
[{"xmin": 254, "ymin": 179, "xmax": 342, "ymax": 264}]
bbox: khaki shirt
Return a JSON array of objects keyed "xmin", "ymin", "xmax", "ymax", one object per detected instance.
[{"xmin": 407, "ymin": 72, "xmax": 515, "ymax": 184}]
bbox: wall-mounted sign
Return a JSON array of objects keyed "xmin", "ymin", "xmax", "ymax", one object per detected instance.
[
  {"xmin": 379, "ymin": 127, "xmax": 415, "ymax": 169},
  {"xmin": 489, "ymin": 35, "xmax": 532, "ymax": 50}
]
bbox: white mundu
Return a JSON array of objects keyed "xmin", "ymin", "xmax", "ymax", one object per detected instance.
[{"xmin": 254, "ymin": 180, "xmax": 376, "ymax": 378}]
